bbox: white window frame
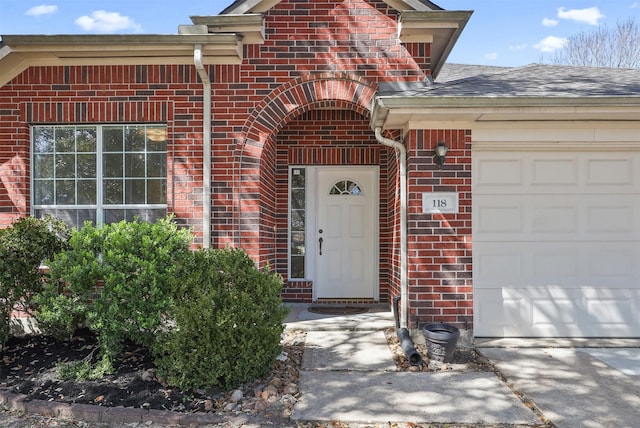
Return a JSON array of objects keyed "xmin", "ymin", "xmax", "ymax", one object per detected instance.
[{"xmin": 31, "ymin": 124, "xmax": 167, "ymax": 229}]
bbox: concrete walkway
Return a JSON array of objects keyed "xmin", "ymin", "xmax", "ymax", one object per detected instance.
[
  {"xmin": 286, "ymin": 305, "xmax": 542, "ymax": 426},
  {"xmin": 286, "ymin": 304, "xmax": 640, "ymax": 427}
]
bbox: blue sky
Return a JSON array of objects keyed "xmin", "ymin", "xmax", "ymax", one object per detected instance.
[{"xmin": 0, "ymin": 0, "xmax": 638, "ymax": 66}]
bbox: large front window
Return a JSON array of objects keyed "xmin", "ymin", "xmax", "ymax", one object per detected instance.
[{"xmin": 32, "ymin": 125, "xmax": 167, "ymax": 229}]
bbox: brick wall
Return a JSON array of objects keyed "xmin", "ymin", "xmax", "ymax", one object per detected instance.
[
  {"xmin": 406, "ymin": 129, "xmax": 473, "ymax": 329},
  {"xmin": 0, "ymin": 0, "xmax": 475, "ymax": 324},
  {"xmin": 0, "ymin": 65, "xmax": 208, "ymax": 239}
]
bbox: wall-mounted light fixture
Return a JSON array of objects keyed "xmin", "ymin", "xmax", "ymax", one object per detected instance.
[{"xmin": 434, "ymin": 142, "xmax": 448, "ymax": 168}]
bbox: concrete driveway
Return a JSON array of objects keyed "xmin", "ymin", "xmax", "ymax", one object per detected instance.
[{"xmin": 480, "ymin": 345, "xmax": 640, "ymax": 427}]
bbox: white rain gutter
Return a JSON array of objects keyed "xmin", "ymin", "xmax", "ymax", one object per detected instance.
[
  {"xmin": 374, "ymin": 127, "xmax": 408, "ymax": 329},
  {"xmin": 194, "ymin": 44, "xmax": 211, "ymax": 248}
]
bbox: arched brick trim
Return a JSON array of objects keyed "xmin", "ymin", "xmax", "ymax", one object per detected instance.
[{"xmin": 233, "ymin": 73, "xmax": 377, "ymax": 260}]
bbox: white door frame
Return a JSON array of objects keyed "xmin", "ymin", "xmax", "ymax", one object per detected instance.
[{"xmin": 310, "ymin": 166, "xmax": 379, "ymax": 300}]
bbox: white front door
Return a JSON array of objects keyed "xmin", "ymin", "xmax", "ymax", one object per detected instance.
[{"xmin": 315, "ymin": 167, "xmax": 378, "ymax": 299}]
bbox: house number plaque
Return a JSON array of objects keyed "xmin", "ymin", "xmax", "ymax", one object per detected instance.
[{"xmin": 422, "ymin": 192, "xmax": 459, "ymax": 214}]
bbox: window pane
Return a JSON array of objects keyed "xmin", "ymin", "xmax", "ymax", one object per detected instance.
[
  {"xmin": 55, "ymin": 154, "xmax": 75, "ymax": 178},
  {"xmin": 56, "ymin": 180, "xmax": 76, "ymax": 204},
  {"xmin": 34, "ymin": 154, "xmax": 54, "ymax": 179},
  {"xmin": 147, "ymin": 179, "xmax": 166, "ymax": 204},
  {"xmin": 330, "ymin": 179, "xmax": 363, "ymax": 195},
  {"xmin": 103, "ymin": 154, "xmax": 123, "ymax": 178},
  {"xmin": 103, "ymin": 179, "xmax": 123, "ymax": 204},
  {"xmin": 76, "ymin": 128, "xmax": 96, "ymax": 152},
  {"xmin": 348, "ymin": 181, "xmax": 362, "ymax": 195},
  {"xmin": 35, "ymin": 208, "xmax": 94, "ymax": 230},
  {"xmin": 291, "ymin": 168, "xmax": 305, "ymax": 188},
  {"xmin": 55, "ymin": 128, "xmax": 75, "ymax": 152},
  {"xmin": 291, "ymin": 189, "xmax": 305, "ymax": 210},
  {"xmin": 146, "ymin": 127, "xmax": 167, "ymax": 151},
  {"xmin": 125, "ymin": 127, "xmax": 145, "ymax": 151},
  {"xmin": 290, "ymin": 257, "xmax": 305, "ymax": 279},
  {"xmin": 124, "ymin": 208, "xmax": 161, "ymax": 222},
  {"xmin": 104, "ymin": 209, "xmax": 125, "ymax": 224},
  {"xmin": 34, "ymin": 127, "xmax": 54, "ymax": 153},
  {"xmin": 78, "ymin": 180, "xmax": 96, "ymax": 204},
  {"xmin": 103, "ymin": 127, "xmax": 123, "ymax": 152},
  {"xmin": 291, "ymin": 210, "xmax": 305, "ymax": 231},
  {"xmin": 125, "ymin": 179, "xmax": 146, "ymax": 204},
  {"xmin": 145, "ymin": 208, "xmax": 167, "ymax": 223},
  {"xmin": 146, "ymin": 153, "xmax": 166, "ymax": 177},
  {"xmin": 77, "ymin": 154, "xmax": 96, "ymax": 178},
  {"xmin": 125, "ymin": 153, "xmax": 145, "ymax": 178},
  {"xmin": 34, "ymin": 180, "xmax": 53, "ymax": 205}
]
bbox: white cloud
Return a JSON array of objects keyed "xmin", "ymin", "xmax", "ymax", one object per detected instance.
[
  {"xmin": 631, "ymin": 2, "xmax": 639, "ymax": 8},
  {"xmin": 25, "ymin": 4, "xmax": 58, "ymax": 17},
  {"xmin": 533, "ymin": 35, "xmax": 568, "ymax": 52},
  {"xmin": 509, "ymin": 44, "xmax": 528, "ymax": 51},
  {"xmin": 484, "ymin": 52, "xmax": 498, "ymax": 60},
  {"xmin": 557, "ymin": 7, "xmax": 605, "ymax": 25},
  {"xmin": 75, "ymin": 10, "xmax": 142, "ymax": 33},
  {"xmin": 542, "ymin": 18, "xmax": 559, "ymax": 27}
]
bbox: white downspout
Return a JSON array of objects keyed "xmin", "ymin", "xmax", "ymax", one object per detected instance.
[
  {"xmin": 194, "ymin": 44, "xmax": 211, "ymax": 248},
  {"xmin": 374, "ymin": 127, "xmax": 408, "ymax": 329}
]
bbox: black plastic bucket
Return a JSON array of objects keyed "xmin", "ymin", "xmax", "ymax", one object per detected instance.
[{"xmin": 422, "ymin": 323, "xmax": 460, "ymax": 363}]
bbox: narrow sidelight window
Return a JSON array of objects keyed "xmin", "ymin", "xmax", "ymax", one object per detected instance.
[{"xmin": 289, "ymin": 167, "xmax": 306, "ymax": 279}]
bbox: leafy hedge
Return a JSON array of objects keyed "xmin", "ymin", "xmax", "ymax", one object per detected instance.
[
  {"xmin": 153, "ymin": 247, "xmax": 289, "ymax": 390},
  {"xmin": 36, "ymin": 217, "xmax": 193, "ymax": 358},
  {"xmin": 0, "ymin": 216, "xmax": 70, "ymax": 347},
  {"xmin": 29, "ymin": 216, "xmax": 288, "ymax": 390}
]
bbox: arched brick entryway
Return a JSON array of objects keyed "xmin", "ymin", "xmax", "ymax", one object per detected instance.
[{"xmin": 234, "ymin": 73, "xmax": 377, "ymax": 267}]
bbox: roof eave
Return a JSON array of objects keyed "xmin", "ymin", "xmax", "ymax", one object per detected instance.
[
  {"xmin": 371, "ymin": 95, "xmax": 640, "ymax": 131},
  {"xmin": 398, "ymin": 10, "xmax": 473, "ymax": 79},
  {"xmin": 0, "ymin": 34, "xmax": 244, "ymax": 87},
  {"xmin": 190, "ymin": 14, "xmax": 265, "ymax": 44}
]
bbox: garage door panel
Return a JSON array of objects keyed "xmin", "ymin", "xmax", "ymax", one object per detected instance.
[
  {"xmin": 474, "ymin": 152, "xmax": 640, "ymax": 195},
  {"xmin": 475, "ymin": 287, "xmax": 640, "ymax": 337},
  {"xmin": 475, "ymin": 242, "xmax": 640, "ymax": 289},
  {"xmin": 586, "ymin": 204, "xmax": 636, "ymax": 234},
  {"xmin": 532, "ymin": 158, "xmax": 578, "ymax": 185},
  {"xmin": 475, "ymin": 289, "xmax": 528, "ymax": 336},
  {"xmin": 476, "ymin": 158, "xmax": 524, "ymax": 186},
  {"xmin": 475, "ymin": 195, "xmax": 639, "ymax": 241},
  {"xmin": 586, "ymin": 157, "xmax": 635, "ymax": 186},
  {"xmin": 473, "ymin": 149, "xmax": 640, "ymax": 338}
]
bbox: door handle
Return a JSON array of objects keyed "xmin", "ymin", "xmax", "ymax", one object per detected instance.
[{"xmin": 319, "ymin": 237, "xmax": 323, "ymax": 255}]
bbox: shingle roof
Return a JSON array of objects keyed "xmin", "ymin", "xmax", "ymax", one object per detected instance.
[
  {"xmin": 221, "ymin": 0, "xmax": 444, "ymax": 15},
  {"xmin": 422, "ymin": 63, "xmax": 640, "ymax": 98}
]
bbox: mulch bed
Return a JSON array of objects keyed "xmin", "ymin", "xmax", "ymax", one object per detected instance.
[
  {"xmin": 0, "ymin": 326, "xmax": 492, "ymax": 424},
  {"xmin": 1, "ymin": 328, "xmax": 212, "ymax": 411}
]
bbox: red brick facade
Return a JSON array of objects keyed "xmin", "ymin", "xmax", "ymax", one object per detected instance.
[{"xmin": 0, "ymin": 0, "xmax": 473, "ymax": 330}]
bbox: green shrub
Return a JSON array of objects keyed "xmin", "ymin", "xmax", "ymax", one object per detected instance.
[
  {"xmin": 32, "ymin": 293, "xmax": 89, "ymax": 341},
  {"xmin": 0, "ymin": 216, "xmax": 70, "ymax": 346},
  {"xmin": 153, "ymin": 247, "xmax": 289, "ymax": 391},
  {"xmin": 56, "ymin": 354, "xmax": 114, "ymax": 381},
  {"xmin": 35, "ymin": 216, "xmax": 192, "ymax": 363}
]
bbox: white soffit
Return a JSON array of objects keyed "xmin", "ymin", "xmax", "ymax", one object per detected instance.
[
  {"xmin": 190, "ymin": 14, "xmax": 265, "ymax": 44},
  {"xmin": 0, "ymin": 34, "xmax": 243, "ymax": 87}
]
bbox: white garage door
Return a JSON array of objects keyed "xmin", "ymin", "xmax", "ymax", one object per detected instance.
[{"xmin": 473, "ymin": 150, "xmax": 640, "ymax": 337}]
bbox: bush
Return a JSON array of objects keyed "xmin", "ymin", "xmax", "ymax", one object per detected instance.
[
  {"xmin": 153, "ymin": 247, "xmax": 289, "ymax": 391},
  {"xmin": 35, "ymin": 216, "xmax": 193, "ymax": 362},
  {"xmin": 0, "ymin": 216, "xmax": 70, "ymax": 347}
]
